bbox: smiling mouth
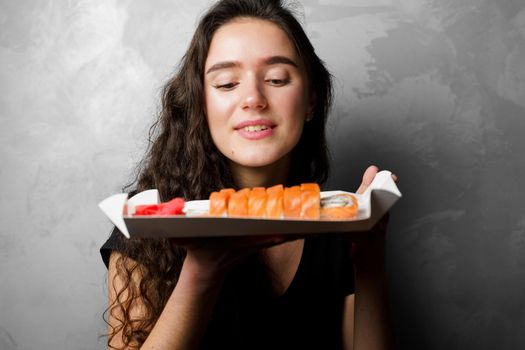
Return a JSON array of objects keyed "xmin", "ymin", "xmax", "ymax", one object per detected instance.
[
  {"xmin": 242, "ymin": 125, "xmax": 272, "ymax": 132},
  {"xmin": 235, "ymin": 123, "xmax": 276, "ymax": 141}
]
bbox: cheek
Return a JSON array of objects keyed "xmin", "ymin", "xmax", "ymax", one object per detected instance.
[
  {"xmin": 205, "ymin": 88, "xmax": 226, "ymax": 127},
  {"xmin": 205, "ymin": 88, "xmax": 234, "ymax": 117},
  {"xmin": 276, "ymin": 86, "xmax": 309, "ymax": 130},
  {"xmin": 206, "ymin": 89, "xmax": 229, "ymax": 129},
  {"xmin": 205, "ymin": 88, "xmax": 237, "ymax": 155}
]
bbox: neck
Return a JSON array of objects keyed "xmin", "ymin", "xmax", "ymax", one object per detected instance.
[{"xmin": 229, "ymin": 153, "xmax": 291, "ymax": 189}]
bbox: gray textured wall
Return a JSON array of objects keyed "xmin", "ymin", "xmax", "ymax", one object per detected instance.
[{"xmin": 1, "ymin": 0, "xmax": 524, "ymax": 349}]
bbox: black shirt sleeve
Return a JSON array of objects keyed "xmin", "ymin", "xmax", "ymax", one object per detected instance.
[{"xmin": 100, "ymin": 226, "xmax": 126, "ymax": 268}]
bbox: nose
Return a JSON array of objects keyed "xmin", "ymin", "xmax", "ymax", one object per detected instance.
[{"xmin": 241, "ymin": 80, "xmax": 267, "ymax": 111}]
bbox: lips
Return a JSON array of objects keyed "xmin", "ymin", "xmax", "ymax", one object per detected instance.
[
  {"xmin": 234, "ymin": 118, "xmax": 276, "ymax": 141},
  {"xmin": 234, "ymin": 118, "xmax": 276, "ymax": 130}
]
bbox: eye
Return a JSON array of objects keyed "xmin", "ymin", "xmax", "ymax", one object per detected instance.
[
  {"xmin": 266, "ymin": 78, "xmax": 290, "ymax": 86},
  {"xmin": 214, "ymin": 82, "xmax": 238, "ymax": 91}
]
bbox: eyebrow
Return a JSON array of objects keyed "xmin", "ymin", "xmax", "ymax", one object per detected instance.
[{"xmin": 205, "ymin": 55, "xmax": 299, "ymax": 74}]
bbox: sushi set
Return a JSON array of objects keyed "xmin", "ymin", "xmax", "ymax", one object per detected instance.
[{"xmin": 98, "ymin": 170, "xmax": 402, "ymax": 239}]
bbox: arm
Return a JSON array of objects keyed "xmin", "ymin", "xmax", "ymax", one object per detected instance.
[
  {"xmin": 342, "ymin": 239, "xmax": 389, "ymax": 350},
  {"xmin": 107, "ymin": 251, "xmax": 225, "ymax": 350},
  {"xmin": 342, "ymin": 165, "xmax": 394, "ymax": 350},
  {"xmin": 352, "ymin": 226, "xmax": 391, "ymax": 350},
  {"xmin": 342, "ymin": 294, "xmax": 355, "ymax": 350}
]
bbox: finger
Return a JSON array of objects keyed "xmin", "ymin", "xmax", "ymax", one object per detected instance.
[
  {"xmin": 356, "ymin": 165, "xmax": 379, "ymax": 194},
  {"xmin": 391, "ymin": 173, "xmax": 398, "ymax": 182}
]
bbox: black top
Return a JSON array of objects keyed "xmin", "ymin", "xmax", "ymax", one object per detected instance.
[{"xmin": 100, "ymin": 230, "xmax": 355, "ymax": 350}]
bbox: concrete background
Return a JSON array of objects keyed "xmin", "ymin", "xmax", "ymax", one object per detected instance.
[{"xmin": 1, "ymin": 0, "xmax": 524, "ymax": 349}]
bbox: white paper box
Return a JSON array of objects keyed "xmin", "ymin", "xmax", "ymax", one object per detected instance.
[{"xmin": 98, "ymin": 170, "xmax": 401, "ymax": 239}]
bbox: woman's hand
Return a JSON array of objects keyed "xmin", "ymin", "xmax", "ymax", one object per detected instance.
[
  {"xmin": 170, "ymin": 235, "xmax": 290, "ymax": 285},
  {"xmin": 355, "ymin": 165, "xmax": 397, "ymax": 195},
  {"xmin": 135, "ymin": 235, "xmax": 293, "ymax": 350}
]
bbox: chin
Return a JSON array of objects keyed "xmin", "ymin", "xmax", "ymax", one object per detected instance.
[
  {"xmin": 232, "ymin": 151, "xmax": 288, "ymax": 169},
  {"xmin": 235, "ymin": 157, "xmax": 279, "ymax": 168}
]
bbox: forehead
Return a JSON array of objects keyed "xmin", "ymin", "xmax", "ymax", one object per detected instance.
[{"xmin": 205, "ymin": 18, "xmax": 300, "ymax": 66}]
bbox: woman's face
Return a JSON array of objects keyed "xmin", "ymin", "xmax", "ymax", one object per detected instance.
[{"xmin": 204, "ymin": 18, "xmax": 312, "ymax": 171}]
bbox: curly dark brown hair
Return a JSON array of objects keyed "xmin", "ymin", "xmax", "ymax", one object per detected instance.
[{"xmin": 104, "ymin": 0, "xmax": 333, "ymax": 348}]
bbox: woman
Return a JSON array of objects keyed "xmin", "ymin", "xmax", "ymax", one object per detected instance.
[{"xmin": 101, "ymin": 0, "xmax": 392, "ymax": 349}]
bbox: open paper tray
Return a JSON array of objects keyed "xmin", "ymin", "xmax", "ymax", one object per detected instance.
[
  {"xmin": 124, "ymin": 190, "xmax": 399, "ymax": 239},
  {"xmin": 99, "ymin": 170, "xmax": 402, "ymax": 239}
]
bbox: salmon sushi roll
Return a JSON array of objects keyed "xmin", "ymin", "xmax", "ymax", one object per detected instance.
[
  {"xmin": 209, "ymin": 191, "xmax": 228, "ymax": 216},
  {"xmin": 236, "ymin": 188, "xmax": 251, "ymax": 197},
  {"xmin": 321, "ymin": 205, "xmax": 358, "ymax": 219},
  {"xmin": 300, "ymin": 183, "xmax": 320, "ymax": 193},
  {"xmin": 320, "ymin": 193, "xmax": 358, "ymax": 219},
  {"xmin": 300, "ymin": 189, "xmax": 320, "ymax": 219},
  {"xmin": 228, "ymin": 189, "xmax": 250, "ymax": 217},
  {"xmin": 266, "ymin": 184, "xmax": 284, "ymax": 195},
  {"xmin": 220, "ymin": 188, "xmax": 236, "ymax": 198},
  {"xmin": 209, "ymin": 188, "xmax": 236, "ymax": 216},
  {"xmin": 248, "ymin": 188, "xmax": 267, "ymax": 217},
  {"xmin": 284, "ymin": 186, "xmax": 301, "ymax": 218},
  {"xmin": 266, "ymin": 184, "xmax": 284, "ymax": 218}
]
